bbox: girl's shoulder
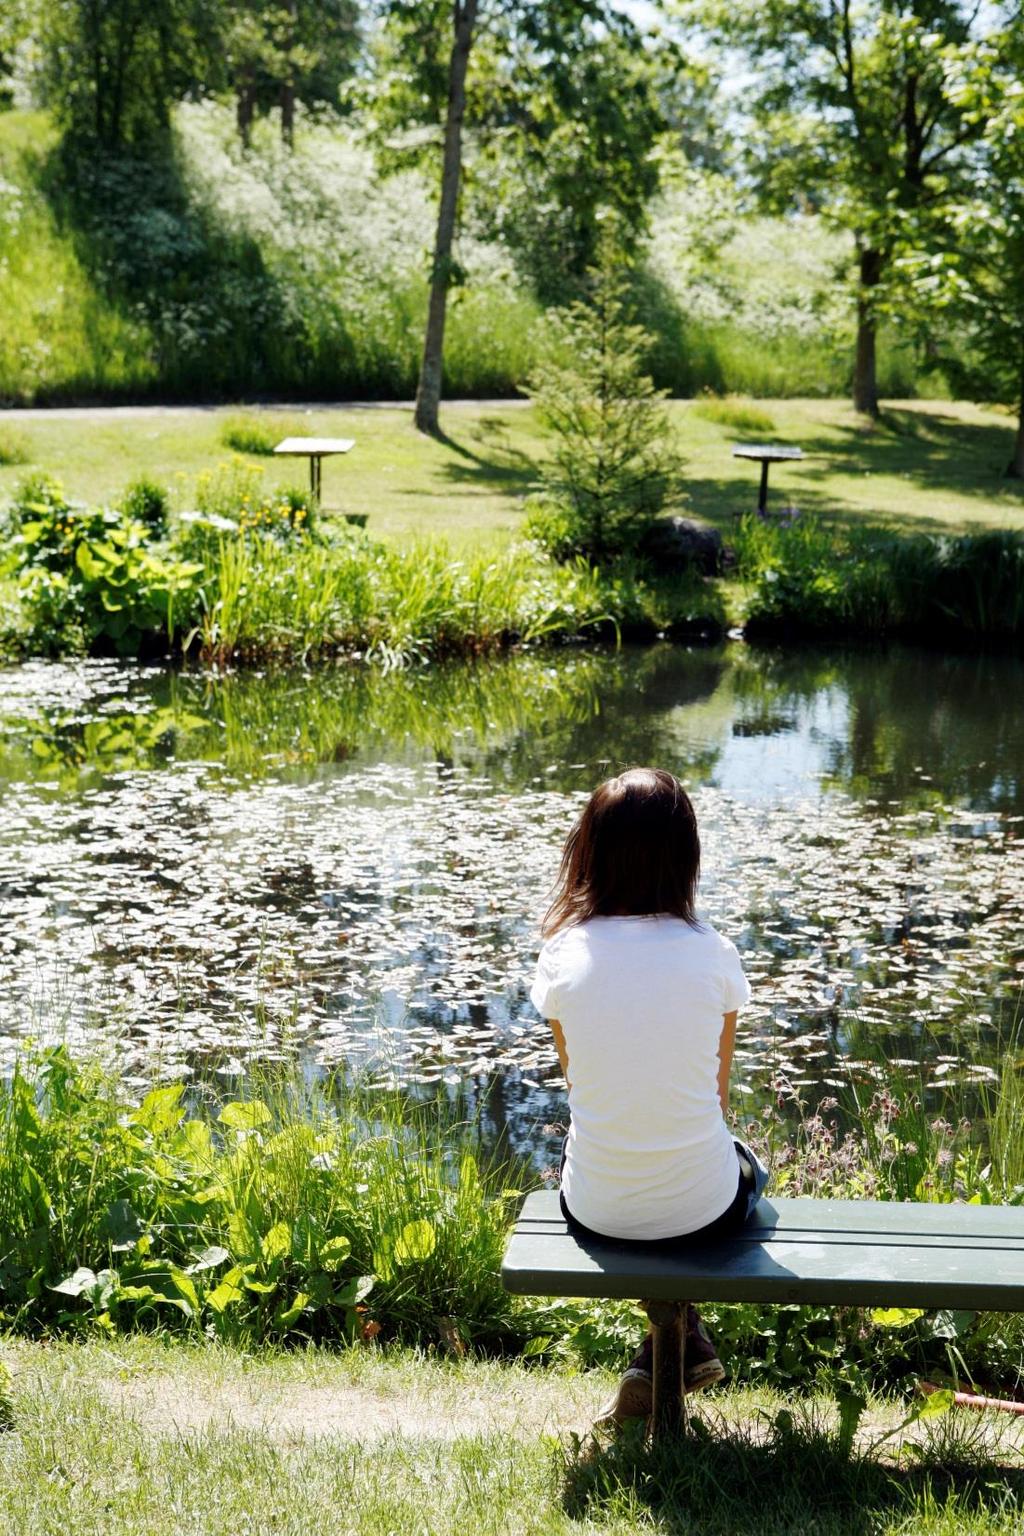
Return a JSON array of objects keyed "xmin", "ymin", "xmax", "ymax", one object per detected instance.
[{"xmin": 536, "ymin": 923, "xmax": 586, "ymax": 965}]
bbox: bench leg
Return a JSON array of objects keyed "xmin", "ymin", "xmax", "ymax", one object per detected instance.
[
  {"xmin": 757, "ymin": 460, "xmax": 770, "ymax": 516},
  {"xmin": 643, "ymin": 1299, "xmax": 687, "ymax": 1442}
]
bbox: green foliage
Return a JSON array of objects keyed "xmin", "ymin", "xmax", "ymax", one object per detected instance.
[
  {"xmin": 0, "ymin": 105, "xmax": 959, "ymax": 404},
  {"xmin": 472, "ymin": 22, "xmax": 667, "ymax": 303},
  {"xmin": 39, "ymin": 0, "xmax": 222, "ymax": 150},
  {"xmin": 527, "ymin": 264, "xmax": 683, "ymax": 559},
  {"xmin": 180, "ymin": 460, "xmax": 317, "ymax": 551},
  {"xmin": 224, "ymin": 0, "xmax": 361, "ymax": 144},
  {"xmin": 690, "ymin": 395, "xmax": 777, "ymax": 434},
  {"xmin": 3, "ymin": 474, "xmax": 201, "ymax": 655},
  {"xmin": 698, "ymin": 0, "xmax": 997, "ymax": 409},
  {"xmin": 4, "ymin": 1039, "xmax": 1024, "ymax": 1397},
  {"xmin": 1, "ymin": 458, "xmax": 727, "ymax": 662},
  {"xmin": 737, "ymin": 515, "xmax": 1024, "ymax": 643},
  {"xmin": 117, "ymin": 477, "xmax": 169, "ymax": 535},
  {"xmin": 0, "ymin": 1049, "xmax": 519, "ymax": 1348},
  {"xmin": 893, "ymin": 19, "xmax": 1024, "ymax": 453},
  {"xmin": 0, "ymin": 426, "xmax": 29, "ymax": 466},
  {"xmin": 220, "ymin": 416, "xmax": 291, "ymax": 456}
]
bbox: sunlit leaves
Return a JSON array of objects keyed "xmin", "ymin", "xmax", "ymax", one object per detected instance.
[
  {"xmin": 319, "ymin": 1236, "xmax": 352, "ymax": 1272},
  {"xmin": 393, "ymin": 1220, "xmax": 436, "ymax": 1264},
  {"xmin": 870, "ymin": 1307, "xmax": 926, "ymax": 1328},
  {"xmin": 220, "ymin": 1101, "xmax": 273, "ymax": 1131}
]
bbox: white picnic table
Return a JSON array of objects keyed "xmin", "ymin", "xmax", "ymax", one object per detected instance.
[{"xmin": 273, "ymin": 436, "xmax": 355, "ymax": 502}]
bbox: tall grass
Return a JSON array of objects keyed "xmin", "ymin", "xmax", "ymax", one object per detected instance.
[
  {"xmin": 0, "ymin": 463, "xmax": 727, "ymax": 663},
  {"xmin": 190, "ymin": 533, "xmax": 624, "ymax": 664},
  {"xmin": 736, "ymin": 517, "xmax": 1024, "ymax": 645},
  {"xmin": 219, "ymin": 416, "xmax": 296, "ymax": 456},
  {"xmin": 690, "ymin": 396, "xmax": 778, "ymax": 434}
]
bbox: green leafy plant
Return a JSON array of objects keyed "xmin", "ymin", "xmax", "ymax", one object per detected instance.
[
  {"xmin": 117, "ymin": 476, "xmax": 169, "ymax": 534},
  {"xmin": 0, "ymin": 1050, "xmax": 520, "ymax": 1349},
  {"xmin": 735, "ymin": 514, "xmax": 1024, "ymax": 643},
  {"xmin": 5, "ymin": 474, "xmax": 201, "ymax": 655}
]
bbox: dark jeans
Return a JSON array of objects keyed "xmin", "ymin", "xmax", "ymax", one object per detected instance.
[{"xmin": 558, "ymin": 1138, "xmax": 756, "ymax": 1247}]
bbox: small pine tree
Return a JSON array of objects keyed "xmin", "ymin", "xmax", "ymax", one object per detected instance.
[{"xmin": 526, "ymin": 262, "xmax": 681, "ymax": 560}]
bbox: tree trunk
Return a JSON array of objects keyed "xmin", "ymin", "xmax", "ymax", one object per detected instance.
[
  {"xmin": 853, "ymin": 246, "xmax": 883, "ymax": 418},
  {"xmin": 414, "ymin": 0, "xmax": 478, "ymax": 437},
  {"xmin": 1008, "ymin": 347, "xmax": 1024, "ymax": 479},
  {"xmin": 281, "ymin": 0, "xmax": 298, "ymax": 146},
  {"xmin": 237, "ymin": 79, "xmax": 255, "ymax": 148},
  {"xmin": 281, "ymin": 79, "xmax": 295, "ymax": 145}
]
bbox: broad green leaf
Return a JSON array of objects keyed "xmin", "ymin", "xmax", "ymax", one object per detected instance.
[
  {"xmin": 131, "ymin": 1084, "xmax": 185, "ymax": 1136},
  {"xmin": 521, "ymin": 1335, "xmax": 552, "ymax": 1357},
  {"xmin": 275, "ymin": 1292, "xmax": 311, "ymax": 1329},
  {"xmin": 187, "ymin": 1245, "xmax": 230, "ymax": 1276},
  {"xmin": 220, "ymin": 1100, "xmax": 272, "ymax": 1131},
  {"xmin": 116, "ymin": 1283, "xmax": 158, "ymax": 1302},
  {"xmin": 206, "ymin": 1266, "xmax": 246, "ymax": 1313},
  {"xmin": 100, "ymin": 1199, "xmax": 143, "ymax": 1251},
  {"xmin": 393, "ymin": 1221, "xmax": 436, "ymax": 1264},
  {"xmin": 171, "ymin": 1270, "xmax": 200, "ymax": 1315},
  {"xmin": 870, "ymin": 1308, "xmax": 925, "ymax": 1329},
  {"xmin": 928, "ymin": 1309, "xmax": 975, "ymax": 1340},
  {"xmin": 335, "ymin": 1274, "xmax": 374, "ymax": 1308},
  {"xmin": 171, "ymin": 1118, "xmax": 213, "ymax": 1161},
  {"xmin": 319, "ymin": 1236, "xmax": 351, "ymax": 1272},
  {"xmin": 241, "ymin": 1276, "xmax": 277, "ymax": 1295},
  {"xmin": 914, "ymin": 1388, "xmax": 955, "ymax": 1420},
  {"xmin": 75, "ymin": 542, "xmax": 103, "ymax": 581},
  {"xmin": 262, "ymin": 1222, "xmax": 291, "ymax": 1263},
  {"xmin": 50, "ymin": 1267, "xmax": 98, "ymax": 1298}
]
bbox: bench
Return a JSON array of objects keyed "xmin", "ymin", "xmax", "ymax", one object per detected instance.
[{"xmin": 502, "ymin": 1191, "xmax": 1024, "ymax": 1440}]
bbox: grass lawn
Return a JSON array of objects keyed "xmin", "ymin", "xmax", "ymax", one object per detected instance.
[
  {"xmin": 1, "ymin": 398, "xmax": 1022, "ymax": 549},
  {"xmin": 2, "ymin": 1337, "xmax": 1024, "ymax": 1535}
]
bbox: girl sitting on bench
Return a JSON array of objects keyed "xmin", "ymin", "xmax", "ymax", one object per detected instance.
[{"xmin": 530, "ymin": 765, "xmax": 767, "ymax": 1428}]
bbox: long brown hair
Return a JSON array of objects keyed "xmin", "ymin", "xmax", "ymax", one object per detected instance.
[{"xmin": 542, "ymin": 767, "xmax": 701, "ymax": 937}]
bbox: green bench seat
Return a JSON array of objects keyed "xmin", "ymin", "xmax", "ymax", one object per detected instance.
[
  {"xmin": 502, "ymin": 1191, "xmax": 1024, "ymax": 1311},
  {"xmin": 502, "ymin": 1191, "xmax": 1024, "ymax": 1436}
]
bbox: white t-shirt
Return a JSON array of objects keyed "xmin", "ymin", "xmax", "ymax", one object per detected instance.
[{"xmin": 530, "ymin": 916, "xmax": 751, "ymax": 1240}]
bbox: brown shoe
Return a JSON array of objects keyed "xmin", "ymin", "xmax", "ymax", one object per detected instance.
[
  {"xmin": 629, "ymin": 1307, "xmax": 726, "ymax": 1392},
  {"xmin": 684, "ymin": 1304, "xmax": 726, "ymax": 1392},
  {"xmin": 593, "ymin": 1367, "xmax": 653, "ymax": 1430}
]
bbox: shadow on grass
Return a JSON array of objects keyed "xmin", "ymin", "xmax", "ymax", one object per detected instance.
[
  {"xmin": 685, "ymin": 406, "xmax": 1024, "ymax": 534},
  {"xmin": 792, "ymin": 408, "xmax": 1024, "ymax": 507},
  {"xmin": 416, "ymin": 422, "xmax": 541, "ymax": 498},
  {"xmin": 562, "ymin": 1409, "xmax": 1024, "ymax": 1535}
]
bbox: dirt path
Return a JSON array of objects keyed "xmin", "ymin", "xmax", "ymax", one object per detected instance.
[
  {"xmin": 96, "ymin": 1366, "xmax": 604, "ymax": 1445},
  {"xmin": 0, "ymin": 400, "xmax": 531, "ymax": 421}
]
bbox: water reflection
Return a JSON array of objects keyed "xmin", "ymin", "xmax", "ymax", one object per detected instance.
[{"xmin": 1, "ymin": 642, "xmax": 1022, "ymax": 1150}]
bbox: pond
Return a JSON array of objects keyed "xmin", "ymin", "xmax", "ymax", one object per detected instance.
[{"xmin": 1, "ymin": 642, "xmax": 1023, "ymax": 1162}]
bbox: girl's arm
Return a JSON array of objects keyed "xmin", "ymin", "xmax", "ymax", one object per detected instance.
[
  {"xmin": 718, "ymin": 1011, "xmax": 737, "ymax": 1115},
  {"xmin": 548, "ymin": 1019, "xmax": 571, "ymax": 1092}
]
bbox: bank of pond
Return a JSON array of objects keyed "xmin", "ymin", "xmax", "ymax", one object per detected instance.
[
  {"xmin": 1, "ymin": 472, "xmax": 1022, "ymax": 664},
  {"xmin": 3, "ymin": 1043, "xmax": 1024, "ymax": 1414}
]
